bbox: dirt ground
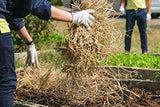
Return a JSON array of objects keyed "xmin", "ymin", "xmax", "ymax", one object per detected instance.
[
  {"xmin": 15, "ymin": 87, "xmax": 160, "ymax": 107},
  {"xmin": 129, "ymin": 88, "xmax": 160, "ymax": 107}
]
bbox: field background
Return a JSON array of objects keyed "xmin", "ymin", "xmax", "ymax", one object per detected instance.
[{"xmin": 53, "ymin": 17, "xmax": 160, "ymax": 54}]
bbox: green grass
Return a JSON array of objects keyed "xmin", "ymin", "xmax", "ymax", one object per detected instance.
[
  {"xmin": 15, "ymin": 59, "xmax": 26, "ymax": 68},
  {"xmin": 38, "ymin": 50, "xmax": 70, "ymax": 69},
  {"xmin": 15, "ymin": 51, "xmax": 70, "ymax": 70}
]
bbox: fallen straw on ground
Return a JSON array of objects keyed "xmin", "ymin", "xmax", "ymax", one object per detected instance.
[{"xmin": 16, "ymin": 0, "xmax": 145, "ymax": 106}]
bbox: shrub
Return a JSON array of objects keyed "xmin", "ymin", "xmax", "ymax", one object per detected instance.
[
  {"xmin": 49, "ymin": 0, "xmax": 63, "ymax": 5},
  {"xmin": 12, "ymin": 0, "xmax": 63, "ymax": 52},
  {"xmin": 24, "ymin": 14, "xmax": 52, "ymax": 41},
  {"xmin": 12, "ymin": 14, "xmax": 53, "ymax": 52}
]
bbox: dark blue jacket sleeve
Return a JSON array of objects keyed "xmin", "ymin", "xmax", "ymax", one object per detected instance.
[
  {"xmin": 6, "ymin": 0, "xmax": 52, "ymax": 31},
  {"xmin": 7, "ymin": 18, "xmax": 24, "ymax": 31},
  {"xmin": 18, "ymin": 0, "xmax": 52, "ymax": 20},
  {"xmin": 31, "ymin": 0, "xmax": 52, "ymax": 20}
]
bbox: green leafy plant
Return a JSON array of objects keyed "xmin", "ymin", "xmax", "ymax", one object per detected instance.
[
  {"xmin": 35, "ymin": 32, "xmax": 66, "ymax": 48},
  {"xmin": 11, "ymin": 33, "xmax": 25, "ymax": 52},
  {"xmin": 136, "ymin": 75, "xmax": 143, "ymax": 79},
  {"xmin": 107, "ymin": 53, "xmax": 160, "ymax": 69},
  {"xmin": 12, "ymin": 14, "xmax": 53, "ymax": 52},
  {"xmin": 155, "ymin": 46, "xmax": 160, "ymax": 53},
  {"xmin": 12, "ymin": 12, "xmax": 68, "ymax": 53},
  {"xmin": 24, "ymin": 14, "xmax": 52, "ymax": 41},
  {"xmin": 154, "ymin": 72, "xmax": 160, "ymax": 81}
]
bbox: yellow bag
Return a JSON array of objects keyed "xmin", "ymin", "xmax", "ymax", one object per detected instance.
[{"xmin": 0, "ymin": 18, "xmax": 10, "ymax": 33}]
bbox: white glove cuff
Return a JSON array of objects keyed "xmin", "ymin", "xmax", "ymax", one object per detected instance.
[
  {"xmin": 26, "ymin": 40, "xmax": 34, "ymax": 45},
  {"xmin": 147, "ymin": 13, "xmax": 151, "ymax": 15},
  {"xmin": 72, "ymin": 12, "xmax": 79, "ymax": 24},
  {"xmin": 120, "ymin": 6, "xmax": 123, "ymax": 8},
  {"xmin": 119, "ymin": 6, "xmax": 125, "ymax": 12},
  {"xmin": 26, "ymin": 43, "xmax": 35, "ymax": 49}
]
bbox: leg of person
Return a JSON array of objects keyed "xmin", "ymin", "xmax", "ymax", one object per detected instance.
[
  {"xmin": 0, "ymin": 92, "xmax": 14, "ymax": 107},
  {"xmin": 136, "ymin": 9, "xmax": 148, "ymax": 54},
  {"xmin": 125, "ymin": 10, "xmax": 136, "ymax": 52},
  {"xmin": 0, "ymin": 32, "xmax": 17, "ymax": 107}
]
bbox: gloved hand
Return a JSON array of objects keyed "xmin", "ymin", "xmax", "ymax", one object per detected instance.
[
  {"xmin": 72, "ymin": 9, "xmax": 95, "ymax": 30},
  {"xmin": 147, "ymin": 13, "xmax": 151, "ymax": 22},
  {"xmin": 26, "ymin": 43, "xmax": 38, "ymax": 67},
  {"xmin": 119, "ymin": 6, "xmax": 125, "ymax": 15}
]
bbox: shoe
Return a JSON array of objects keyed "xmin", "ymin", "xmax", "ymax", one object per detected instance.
[
  {"xmin": 125, "ymin": 50, "xmax": 130, "ymax": 53},
  {"xmin": 143, "ymin": 52, "xmax": 147, "ymax": 55}
]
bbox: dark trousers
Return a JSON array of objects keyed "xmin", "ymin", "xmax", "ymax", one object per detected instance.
[
  {"xmin": 0, "ymin": 33, "xmax": 17, "ymax": 107},
  {"xmin": 125, "ymin": 9, "xmax": 148, "ymax": 53}
]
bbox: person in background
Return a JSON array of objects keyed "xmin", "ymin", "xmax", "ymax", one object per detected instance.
[
  {"xmin": 119, "ymin": 0, "xmax": 151, "ymax": 54},
  {"xmin": 0, "ymin": 0, "xmax": 95, "ymax": 106}
]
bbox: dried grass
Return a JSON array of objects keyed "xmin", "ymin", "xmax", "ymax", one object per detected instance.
[
  {"xmin": 65, "ymin": 0, "xmax": 122, "ymax": 71},
  {"xmin": 16, "ymin": 0, "xmax": 140, "ymax": 106},
  {"xmin": 16, "ymin": 65, "xmax": 138, "ymax": 106}
]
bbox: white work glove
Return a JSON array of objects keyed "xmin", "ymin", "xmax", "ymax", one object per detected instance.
[
  {"xmin": 119, "ymin": 6, "xmax": 125, "ymax": 15},
  {"xmin": 26, "ymin": 43, "xmax": 38, "ymax": 67},
  {"xmin": 72, "ymin": 9, "xmax": 95, "ymax": 30},
  {"xmin": 147, "ymin": 13, "xmax": 151, "ymax": 22}
]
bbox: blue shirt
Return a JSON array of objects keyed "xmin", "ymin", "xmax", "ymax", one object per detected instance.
[{"xmin": 0, "ymin": 0, "xmax": 52, "ymax": 31}]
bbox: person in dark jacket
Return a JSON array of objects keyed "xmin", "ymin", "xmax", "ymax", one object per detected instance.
[{"xmin": 0, "ymin": 0, "xmax": 95, "ymax": 106}]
